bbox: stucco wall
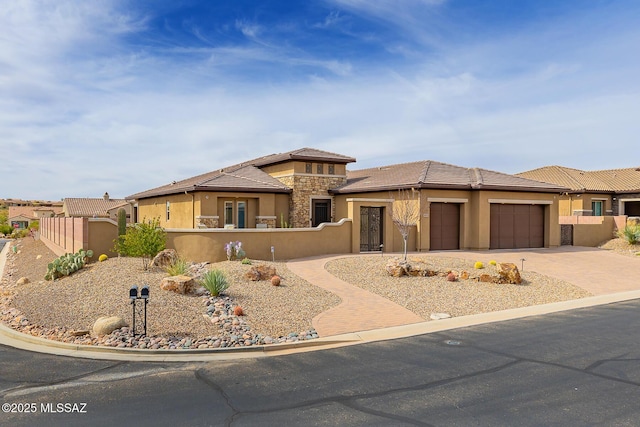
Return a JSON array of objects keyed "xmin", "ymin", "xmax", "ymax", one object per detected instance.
[
  {"xmin": 165, "ymin": 218, "xmax": 353, "ymax": 263},
  {"xmin": 572, "ymin": 216, "xmax": 618, "ymax": 246}
]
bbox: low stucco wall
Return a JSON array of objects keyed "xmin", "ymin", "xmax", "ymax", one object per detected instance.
[
  {"xmin": 165, "ymin": 218, "xmax": 353, "ymax": 263},
  {"xmin": 563, "ymin": 216, "xmax": 620, "ymax": 247}
]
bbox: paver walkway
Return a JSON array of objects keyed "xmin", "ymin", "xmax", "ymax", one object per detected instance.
[
  {"xmin": 288, "ymin": 247, "xmax": 640, "ymax": 338},
  {"xmin": 287, "ymin": 256, "xmax": 424, "ymax": 337}
]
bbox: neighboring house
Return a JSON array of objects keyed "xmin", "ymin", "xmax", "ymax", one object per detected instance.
[
  {"xmin": 127, "ymin": 148, "xmax": 567, "ymax": 251},
  {"xmin": 517, "ymin": 166, "xmax": 640, "ymax": 217},
  {"xmin": 8, "ymin": 205, "xmax": 63, "ymax": 229},
  {"xmin": 63, "ymin": 193, "xmax": 132, "ymax": 222}
]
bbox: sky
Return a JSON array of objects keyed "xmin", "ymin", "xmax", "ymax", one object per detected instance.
[{"xmin": 1, "ymin": 0, "xmax": 639, "ymax": 201}]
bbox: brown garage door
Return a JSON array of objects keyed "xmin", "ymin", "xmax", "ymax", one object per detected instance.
[
  {"xmin": 430, "ymin": 203, "xmax": 460, "ymax": 250},
  {"xmin": 490, "ymin": 204, "xmax": 544, "ymax": 249}
]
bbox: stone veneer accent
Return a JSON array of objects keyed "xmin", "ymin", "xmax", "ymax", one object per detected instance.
[
  {"xmin": 256, "ymin": 216, "xmax": 277, "ymax": 228},
  {"xmin": 196, "ymin": 216, "xmax": 219, "ymax": 228},
  {"xmin": 276, "ymin": 175, "xmax": 346, "ymax": 228}
]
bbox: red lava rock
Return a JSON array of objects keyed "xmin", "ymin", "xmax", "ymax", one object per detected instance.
[
  {"xmin": 271, "ymin": 275, "xmax": 281, "ymax": 286},
  {"xmin": 233, "ymin": 306, "xmax": 244, "ymax": 316}
]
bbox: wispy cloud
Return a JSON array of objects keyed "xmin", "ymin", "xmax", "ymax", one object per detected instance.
[{"xmin": 1, "ymin": 0, "xmax": 639, "ymax": 200}]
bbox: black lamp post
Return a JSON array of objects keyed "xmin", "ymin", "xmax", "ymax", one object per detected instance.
[{"xmin": 129, "ymin": 284, "xmax": 149, "ymax": 337}]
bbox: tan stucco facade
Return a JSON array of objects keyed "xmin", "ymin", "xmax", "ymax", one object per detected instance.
[
  {"xmin": 336, "ymin": 188, "xmax": 561, "ymax": 252},
  {"xmin": 558, "ymin": 193, "xmax": 613, "ymax": 216}
]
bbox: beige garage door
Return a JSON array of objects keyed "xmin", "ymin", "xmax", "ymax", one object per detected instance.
[{"xmin": 490, "ymin": 204, "xmax": 544, "ymax": 249}]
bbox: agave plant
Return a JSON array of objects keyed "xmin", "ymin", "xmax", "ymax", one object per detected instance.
[{"xmin": 200, "ymin": 269, "xmax": 229, "ymax": 296}]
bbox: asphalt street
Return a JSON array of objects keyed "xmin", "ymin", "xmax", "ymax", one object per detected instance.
[{"xmin": 1, "ymin": 299, "xmax": 640, "ymax": 426}]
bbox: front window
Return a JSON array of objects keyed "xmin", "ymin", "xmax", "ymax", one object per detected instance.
[
  {"xmin": 224, "ymin": 201, "xmax": 233, "ymax": 226},
  {"xmin": 305, "ymin": 163, "xmax": 312, "ymax": 173},
  {"xmin": 317, "ymin": 164, "xmax": 324, "ymax": 174},
  {"xmin": 592, "ymin": 201, "xmax": 603, "ymax": 216}
]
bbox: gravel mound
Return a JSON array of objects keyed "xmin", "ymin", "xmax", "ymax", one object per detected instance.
[
  {"xmin": 1, "ymin": 238, "xmax": 339, "ymax": 348},
  {"xmin": 326, "ymin": 255, "xmax": 592, "ymax": 320}
]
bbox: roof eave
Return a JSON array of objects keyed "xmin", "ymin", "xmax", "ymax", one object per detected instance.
[{"xmin": 129, "ymin": 186, "xmax": 292, "ymax": 200}]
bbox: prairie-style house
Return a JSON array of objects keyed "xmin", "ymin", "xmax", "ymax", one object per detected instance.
[{"xmin": 127, "ymin": 148, "xmax": 567, "ymax": 252}]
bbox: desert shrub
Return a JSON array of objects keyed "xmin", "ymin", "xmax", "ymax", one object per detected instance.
[
  {"xmin": 45, "ymin": 249, "xmax": 94, "ymax": 281},
  {"xmin": 114, "ymin": 217, "xmax": 166, "ymax": 270},
  {"xmin": 224, "ymin": 241, "xmax": 246, "ymax": 261},
  {"xmin": 241, "ymin": 257, "xmax": 252, "ymax": 265},
  {"xmin": 0, "ymin": 224, "xmax": 12, "ymax": 235},
  {"xmin": 474, "ymin": 261, "xmax": 484, "ymax": 269},
  {"xmin": 166, "ymin": 258, "xmax": 189, "ymax": 276},
  {"xmin": 489, "ymin": 260, "xmax": 497, "ymax": 266},
  {"xmin": 98, "ymin": 254, "xmax": 108, "ymax": 262},
  {"xmin": 201, "ymin": 269, "xmax": 229, "ymax": 296},
  {"xmin": 619, "ymin": 225, "xmax": 640, "ymax": 245}
]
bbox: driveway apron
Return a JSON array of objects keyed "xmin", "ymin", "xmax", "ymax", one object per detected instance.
[
  {"xmin": 287, "ymin": 256, "xmax": 424, "ymax": 337},
  {"xmin": 428, "ymin": 246, "xmax": 640, "ymax": 296}
]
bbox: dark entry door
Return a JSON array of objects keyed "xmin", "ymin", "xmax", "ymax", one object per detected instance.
[
  {"xmin": 312, "ymin": 200, "xmax": 331, "ymax": 227},
  {"xmin": 360, "ymin": 207, "xmax": 383, "ymax": 251},
  {"xmin": 430, "ymin": 203, "xmax": 460, "ymax": 250}
]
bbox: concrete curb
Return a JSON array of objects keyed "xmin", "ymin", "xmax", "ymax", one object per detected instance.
[{"xmin": 2, "ymin": 289, "xmax": 639, "ymax": 361}]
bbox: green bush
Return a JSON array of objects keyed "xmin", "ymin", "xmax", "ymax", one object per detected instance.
[
  {"xmin": 166, "ymin": 258, "xmax": 189, "ymax": 276},
  {"xmin": 241, "ymin": 257, "xmax": 252, "ymax": 265},
  {"xmin": 619, "ymin": 225, "xmax": 640, "ymax": 245},
  {"xmin": 0, "ymin": 224, "xmax": 12, "ymax": 235},
  {"xmin": 201, "ymin": 269, "xmax": 229, "ymax": 297},
  {"xmin": 45, "ymin": 249, "xmax": 94, "ymax": 281},
  {"xmin": 474, "ymin": 261, "xmax": 484, "ymax": 269},
  {"xmin": 114, "ymin": 217, "xmax": 166, "ymax": 270}
]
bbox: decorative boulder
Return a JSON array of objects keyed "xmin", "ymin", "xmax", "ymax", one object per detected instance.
[
  {"xmin": 497, "ymin": 263, "xmax": 522, "ymax": 284},
  {"xmin": 271, "ymin": 275, "xmax": 281, "ymax": 286},
  {"xmin": 479, "ymin": 274, "xmax": 495, "ymax": 283},
  {"xmin": 152, "ymin": 249, "xmax": 179, "ymax": 269},
  {"xmin": 460, "ymin": 271, "xmax": 469, "ymax": 280},
  {"xmin": 245, "ymin": 264, "xmax": 277, "ymax": 281},
  {"xmin": 161, "ymin": 275, "xmax": 197, "ymax": 294},
  {"xmin": 93, "ymin": 316, "xmax": 127, "ymax": 336},
  {"xmin": 16, "ymin": 277, "xmax": 30, "ymax": 285},
  {"xmin": 385, "ymin": 259, "xmax": 407, "ymax": 277},
  {"xmin": 446, "ymin": 272, "xmax": 457, "ymax": 282}
]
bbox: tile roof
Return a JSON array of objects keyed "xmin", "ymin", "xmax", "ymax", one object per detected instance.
[
  {"xmin": 517, "ymin": 166, "xmax": 640, "ymax": 193},
  {"xmin": 127, "ymin": 164, "xmax": 292, "ymax": 200},
  {"xmin": 249, "ymin": 147, "xmax": 356, "ymax": 167},
  {"xmin": 333, "ymin": 160, "xmax": 567, "ymax": 194},
  {"xmin": 64, "ymin": 198, "xmax": 129, "ymax": 217},
  {"xmin": 127, "ymin": 148, "xmax": 354, "ymax": 200},
  {"xmin": 8, "ymin": 206, "xmax": 37, "ymax": 220}
]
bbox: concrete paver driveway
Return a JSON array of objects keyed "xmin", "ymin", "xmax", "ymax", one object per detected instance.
[{"xmin": 429, "ymin": 246, "xmax": 639, "ymax": 296}]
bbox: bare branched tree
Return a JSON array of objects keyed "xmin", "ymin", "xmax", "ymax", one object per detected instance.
[{"xmin": 390, "ymin": 189, "xmax": 421, "ymax": 261}]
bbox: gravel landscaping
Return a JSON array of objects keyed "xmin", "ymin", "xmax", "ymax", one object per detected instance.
[
  {"xmin": 3, "ymin": 236, "xmax": 623, "ymax": 350},
  {"xmin": 326, "ymin": 255, "xmax": 591, "ymax": 319},
  {"xmin": 1, "ymin": 238, "xmax": 339, "ymax": 349}
]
